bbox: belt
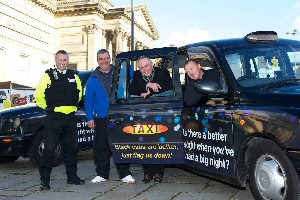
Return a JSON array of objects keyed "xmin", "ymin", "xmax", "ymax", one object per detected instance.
[{"xmin": 47, "ymin": 111, "xmax": 75, "ymax": 116}]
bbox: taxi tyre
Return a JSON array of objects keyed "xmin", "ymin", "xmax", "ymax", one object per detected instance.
[
  {"xmin": 249, "ymin": 139, "xmax": 300, "ymax": 200},
  {"xmin": 0, "ymin": 156, "xmax": 19, "ymax": 163},
  {"xmin": 29, "ymin": 130, "xmax": 64, "ymax": 167}
]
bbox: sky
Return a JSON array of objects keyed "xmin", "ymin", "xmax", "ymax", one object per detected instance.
[{"xmin": 111, "ymin": 0, "xmax": 300, "ymax": 48}]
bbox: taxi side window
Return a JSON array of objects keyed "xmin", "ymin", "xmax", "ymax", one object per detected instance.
[
  {"xmin": 200, "ymin": 57, "xmax": 228, "ymax": 93},
  {"xmin": 185, "ymin": 54, "xmax": 228, "ymax": 94}
]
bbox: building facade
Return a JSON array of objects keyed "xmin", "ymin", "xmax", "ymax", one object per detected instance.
[{"xmin": 0, "ymin": 0, "xmax": 159, "ymax": 87}]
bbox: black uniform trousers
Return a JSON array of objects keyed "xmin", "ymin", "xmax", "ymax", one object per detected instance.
[
  {"xmin": 94, "ymin": 117, "xmax": 131, "ymax": 179},
  {"xmin": 143, "ymin": 164, "xmax": 165, "ymax": 177},
  {"xmin": 39, "ymin": 112, "xmax": 78, "ymax": 182}
]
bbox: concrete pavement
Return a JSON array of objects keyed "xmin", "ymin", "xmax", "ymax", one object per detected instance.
[{"xmin": 0, "ymin": 150, "xmax": 255, "ymax": 200}]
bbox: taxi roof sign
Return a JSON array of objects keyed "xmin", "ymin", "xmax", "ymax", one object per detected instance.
[{"xmin": 244, "ymin": 31, "xmax": 278, "ymax": 43}]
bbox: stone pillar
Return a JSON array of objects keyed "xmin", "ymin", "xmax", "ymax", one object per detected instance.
[
  {"xmin": 102, "ymin": 29, "xmax": 107, "ymax": 49},
  {"xmin": 86, "ymin": 24, "xmax": 100, "ymax": 69},
  {"xmin": 127, "ymin": 37, "xmax": 132, "ymax": 51},
  {"xmin": 114, "ymin": 28, "xmax": 123, "ymax": 52},
  {"xmin": 122, "ymin": 32, "xmax": 129, "ymax": 52},
  {"xmin": 107, "ymin": 31, "xmax": 114, "ymax": 57}
]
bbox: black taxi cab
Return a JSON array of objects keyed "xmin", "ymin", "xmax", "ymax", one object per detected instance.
[
  {"xmin": 1, "ymin": 31, "xmax": 300, "ymax": 199},
  {"xmin": 109, "ymin": 31, "xmax": 300, "ymax": 200}
]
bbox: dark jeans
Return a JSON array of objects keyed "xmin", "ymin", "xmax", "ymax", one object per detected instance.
[
  {"xmin": 39, "ymin": 112, "xmax": 78, "ymax": 181},
  {"xmin": 143, "ymin": 164, "xmax": 165, "ymax": 177},
  {"xmin": 94, "ymin": 117, "xmax": 131, "ymax": 179}
]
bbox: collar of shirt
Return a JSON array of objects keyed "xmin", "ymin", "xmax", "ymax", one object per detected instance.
[
  {"xmin": 57, "ymin": 69, "xmax": 67, "ymax": 74},
  {"xmin": 98, "ymin": 65, "xmax": 114, "ymax": 74}
]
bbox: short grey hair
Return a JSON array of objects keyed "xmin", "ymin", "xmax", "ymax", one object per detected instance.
[
  {"xmin": 137, "ymin": 56, "xmax": 152, "ymax": 67},
  {"xmin": 97, "ymin": 49, "xmax": 110, "ymax": 57},
  {"xmin": 55, "ymin": 50, "xmax": 69, "ymax": 59},
  {"xmin": 184, "ymin": 58, "xmax": 199, "ymax": 67}
]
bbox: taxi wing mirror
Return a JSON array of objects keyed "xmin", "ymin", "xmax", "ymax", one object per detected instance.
[{"xmin": 195, "ymin": 80, "xmax": 223, "ymax": 94}]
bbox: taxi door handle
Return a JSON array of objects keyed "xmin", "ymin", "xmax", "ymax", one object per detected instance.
[{"xmin": 110, "ymin": 118, "xmax": 124, "ymax": 125}]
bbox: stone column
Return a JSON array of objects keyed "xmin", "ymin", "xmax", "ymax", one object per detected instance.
[
  {"xmin": 102, "ymin": 29, "xmax": 107, "ymax": 49},
  {"xmin": 114, "ymin": 28, "xmax": 123, "ymax": 52},
  {"xmin": 127, "ymin": 37, "xmax": 132, "ymax": 51},
  {"xmin": 122, "ymin": 32, "xmax": 129, "ymax": 52},
  {"xmin": 86, "ymin": 24, "xmax": 100, "ymax": 69},
  {"xmin": 106, "ymin": 31, "xmax": 114, "ymax": 57}
]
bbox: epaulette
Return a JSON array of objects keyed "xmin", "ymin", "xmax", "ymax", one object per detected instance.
[
  {"xmin": 45, "ymin": 68, "xmax": 55, "ymax": 73},
  {"xmin": 45, "ymin": 68, "xmax": 58, "ymax": 80}
]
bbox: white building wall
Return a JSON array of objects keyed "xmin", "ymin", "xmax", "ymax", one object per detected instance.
[{"xmin": 0, "ymin": 0, "xmax": 54, "ymax": 87}]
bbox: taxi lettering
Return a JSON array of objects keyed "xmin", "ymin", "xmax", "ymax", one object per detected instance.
[{"xmin": 123, "ymin": 124, "xmax": 168, "ymax": 134}]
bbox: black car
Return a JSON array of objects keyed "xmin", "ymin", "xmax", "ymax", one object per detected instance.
[
  {"xmin": 0, "ymin": 70, "xmax": 93, "ymax": 166},
  {"xmin": 1, "ymin": 31, "xmax": 300, "ymax": 199}
]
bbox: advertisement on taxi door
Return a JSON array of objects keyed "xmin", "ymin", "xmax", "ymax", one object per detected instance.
[
  {"xmin": 183, "ymin": 107, "xmax": 235, "ymax": 176},
  {"xmin": 108, "ymin": 110, "xmax": 185, "ymax": 164}
]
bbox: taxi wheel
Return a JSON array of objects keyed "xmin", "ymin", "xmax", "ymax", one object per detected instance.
[
  {"xmin": 249, "ymin": 139, "xmax": 300, "ymax": 200},
  {"xmin": 29, "ymin": 130, "xmax": 64, "ymax": 167}
]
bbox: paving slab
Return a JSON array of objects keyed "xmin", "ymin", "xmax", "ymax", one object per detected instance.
[{"xmin": 0, "ymin": 150, "xmax": 255, "ymax": 200}]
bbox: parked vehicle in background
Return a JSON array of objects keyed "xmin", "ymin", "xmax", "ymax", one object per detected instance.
[{"xmin": 0, "ymin": 70, "xmax": 93, "ymax": 166}]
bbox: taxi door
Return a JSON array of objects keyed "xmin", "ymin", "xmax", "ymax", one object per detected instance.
[
  {"xmin": 181, "ymin": 49, "xmax": 235, "ymax": 177},
  {"xmin": 108, "ymin": 48, "xmax": 185, "ymax": 164}
]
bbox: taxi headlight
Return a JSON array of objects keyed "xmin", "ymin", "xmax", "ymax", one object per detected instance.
[
  {"xmin": 13, "ymin": 117, "xmax": 21, "ymax": 129},
  {"xmin": 1, "ymin": 117, "xmax": 21, "ymax": 134}
]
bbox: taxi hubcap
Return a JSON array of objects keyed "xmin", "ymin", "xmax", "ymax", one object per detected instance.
[{"xmin": 255, "ymin": 155, "xmax": 286, "ymax": 200}]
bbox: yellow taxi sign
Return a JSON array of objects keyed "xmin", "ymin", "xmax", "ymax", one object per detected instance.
[{"xmin": 123, "ymin": 124, "xmax": 168, "ymax": 134}]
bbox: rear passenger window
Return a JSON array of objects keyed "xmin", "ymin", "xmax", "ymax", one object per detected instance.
[{"xmin": 116, "ymin": 57, "xmax": 174, "ymax": 99}]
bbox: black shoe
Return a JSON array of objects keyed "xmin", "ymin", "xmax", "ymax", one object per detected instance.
[
  {"xmin": 142, "ymin": 174, "xmax": 152, "ymax": 184},
  {"xmin": 153, "ymin": 174, "xmax": 162, "ymax": 183},
  {"xmin": 67, "ymin": 177, "xmax": 85, "ymax": 185},
  {"xmin": 40, "ymin": 180, "xmax": 50, "ymax": 190}
]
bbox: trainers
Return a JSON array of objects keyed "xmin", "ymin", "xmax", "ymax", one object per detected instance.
[
  {"xmin": 153, "ymin": 174, "xmax": 163, "ymax": 183},
  {"xmin": 91, "ymin": 176, "xmax": 108, "ymax": 183},
  {"xmin": 121, "ymin": 175, "xmax": 135, "ymax": 184},
  {"xmin": 142, "ymin": 174, "xmax": 152, "ymax": 184}
]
